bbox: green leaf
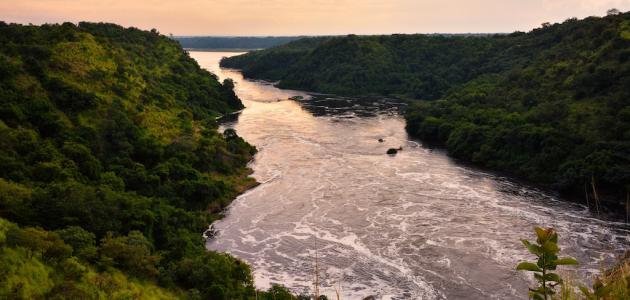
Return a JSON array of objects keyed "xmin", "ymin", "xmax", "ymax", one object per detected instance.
[
  {"xmin": 516, "ymin": 262, "xmax": 542, "ymax": 272},
  {"xmin": 579, "ymin": 285, "xmax": 592, "ymax": 296},
  {"xmin": 554, "ymin": 257, "xmax": 578, "ymax": 265},
  {"xmin": 549, "ymin": 232, "xmax": 558, "ymax": 243},
  {"xmin": 544, "ymin": 272, "xmax": 562, "ymax": 283},
  {"xmin": 594, "ymin": 283, "xmax": 613, "ymax": 297},
  {"xmin": 526, "ymin": 243, "xmax": 542, "ymax": 256},
  {"xmin": 541, "ymin": 240, "xmax": 559, "ymax": 254},
  {"xmin": 579, "ymin": 286, "xmax": 596, "ymax": 300},
  {"xmin": 537, "ymin": 257, "xmax": 545, "ymax": 268},
  {"xmin": 530, "ymin": 292, "xmax": 545, "ymax": 300},
  {"xmin": 534, "ymin": 227, "xmax": 549, "ymax": 243}
]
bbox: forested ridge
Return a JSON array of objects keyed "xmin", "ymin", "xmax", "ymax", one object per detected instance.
[
  {"xmin": 175, "ymin": 36, "xmax": 304, "ymax": 50},
  {"xmin": 0, "ymin": 21, "xmax": 293, "ymax": 299},
  {"xmin": 221, "ymin": 12, "xmax": 630, "ymax": 213}
]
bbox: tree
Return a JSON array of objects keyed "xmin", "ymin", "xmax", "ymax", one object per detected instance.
[
  {"xmin": 99, "ymin": 231, "xmax": 161, "ymax": 279},
  {"xmin": 607, "ymin": 8, "xmax": 621, "ymax": 16},
  {"xmin": 6, "ymin": 226, "xmax": 72, "ymax": 261},
  {"xmin": 0, "ymin": 21, "xmax": 259, "ymax": 299},
  {"xmin": 516, "ymin": 227, "xmax": 578, "ymax": 300},
  {"xmin": 56, "ymin": 226, "xmax": 97, "ymax": 261}
]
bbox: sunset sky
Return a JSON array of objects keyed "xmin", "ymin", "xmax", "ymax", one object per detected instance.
[{"xmin": 1, "ymin": 0, "xmax": 629, "ymax": 35}]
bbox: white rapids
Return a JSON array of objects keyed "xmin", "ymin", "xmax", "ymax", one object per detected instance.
[{"xmin": 191, "ymin": 51, "xmax": 630, "ymax": 300}]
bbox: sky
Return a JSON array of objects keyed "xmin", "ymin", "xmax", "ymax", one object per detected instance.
[{"xmin": 1, "ymin": 0, "xmax": 630, "ymax": 36}]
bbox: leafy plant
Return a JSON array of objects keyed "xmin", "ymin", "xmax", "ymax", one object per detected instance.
[
  {"xmin": 579, "ymin": 278, "xmax": 613, "ymax": 300},
  {"xmin": 578, "ymin": 258, "xmax": 630, "ymax": 300},
  {"xmin": 516, "ymin": 227, "xmax": 578, "ymax": 300}
]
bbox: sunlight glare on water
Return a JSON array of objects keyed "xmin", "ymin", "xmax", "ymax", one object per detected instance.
[{"xmin": 191, "ymin": 51, "xmax": 630, "ymax": 300}]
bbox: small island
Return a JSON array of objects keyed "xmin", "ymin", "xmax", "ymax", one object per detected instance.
[{"xmin": 387, "ymin": 147, "xmax": 403, "ymax": 155}]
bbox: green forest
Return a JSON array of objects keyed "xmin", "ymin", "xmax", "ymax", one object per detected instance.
[
  {"xmin": 174, "ymin": 36, "xmax": 304, "ymax": 50},
  {"xmin": 221, "ymin": 12, "xmax": 630, "ymax": 214},
  {"xmin": 0, "ymin": 21, "xmax": 295, "ymax": 299}
]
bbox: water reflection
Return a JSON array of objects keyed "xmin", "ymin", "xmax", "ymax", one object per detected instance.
[
  {"xmin": 297, "ymin": 95, "xmax": 405, "ymax": 118},
  {"xmin": 191, "ymin": 51, "xmax": 629, "ymax": 300}
]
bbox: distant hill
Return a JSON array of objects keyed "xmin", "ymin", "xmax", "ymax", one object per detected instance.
[
  {"xmin": 221, "ymin": 13, "xmax": 630, "ymax": 214},
  {"xmin": 174, "ymin": 36, "xmax": 306, "ymax": 50}
]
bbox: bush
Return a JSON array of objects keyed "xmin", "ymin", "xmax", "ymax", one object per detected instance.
[{"xmin": 99, "ymin": 231, "xmax": 161, "ymax": 279}]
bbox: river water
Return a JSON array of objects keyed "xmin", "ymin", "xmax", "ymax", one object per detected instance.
[{"xmin": 191, "ymin": 51, "xmax": 629, "ymax": 299}]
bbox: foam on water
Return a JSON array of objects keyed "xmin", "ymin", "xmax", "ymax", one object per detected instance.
[{"xmin": 192, "ymin": 51, "xmax": 630, "ymax": 300}]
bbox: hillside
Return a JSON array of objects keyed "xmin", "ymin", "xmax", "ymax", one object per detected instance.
[
  {"xmin": 220, "ymin": 34, "xmax": 506, "ymax": 97},
  {"xmin": 0, "ymin": 21, "xmax": 280, "ymax": 299},
  {"xmin": 221, "ymin": 13, "xmax": 630, "ymax": 213},
  {"xmin": 175, "ymin": 36, "xmax": 304, "ymax": 50}
]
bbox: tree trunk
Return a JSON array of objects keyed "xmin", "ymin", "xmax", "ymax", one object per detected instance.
[
  {"xmin": 591, "ymin": 174, "xmax": 600, "ymax": 217},
  {"xmin": 584, "ymin": 182, "xmax": 590, "ymax": 210}
]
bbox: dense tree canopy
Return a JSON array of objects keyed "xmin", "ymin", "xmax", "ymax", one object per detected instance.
[
  {"xmin": 0, "ymin": 21, "xmax": 291, "ymax": 299},
  {"xmin": 174, "ymin": 36, "xmax": 304, "ymax": 50},
  {"xmin": 222, "ymin": 13, "xmax": 630, "ymax": 213}
]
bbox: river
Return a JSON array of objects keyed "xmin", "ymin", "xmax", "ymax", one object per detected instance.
[{"xmin": 190, "ymin": 51, "xmax": 629, "ymax": 299}]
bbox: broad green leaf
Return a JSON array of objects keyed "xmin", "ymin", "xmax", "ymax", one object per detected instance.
[
  {"xmin": 516, "ymin": 262, "xmax": 542, "ymax": 272},
  {"xmin": 541, "ymin": 240, "xmax": 559, "ymax": 254},
  {"xmin": 554, "ymin": 257, "xmax": 578, "ymax": 265},
  {"xmin": 527, "ymin": 244, "xmax": 542, "ymax": 256},
  {"xmin": 539, "ymin": 254, "xmax": 559, "ymax": 269},
  {"xmin": 544, "ymin": 272, "xmax": 562, "ymax": 283}
]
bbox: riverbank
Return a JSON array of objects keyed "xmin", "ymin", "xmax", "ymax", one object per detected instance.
[
  {"xmin": 220, "ymin": 13, "xmax": 630, "ymax": 219},
  {"xmin": 0, "ymin": 22, "xmax": 262, "ymax": 299},
  {"xmin": 193, "ymin": 50, "xmax": 630, "ymax": 299}
]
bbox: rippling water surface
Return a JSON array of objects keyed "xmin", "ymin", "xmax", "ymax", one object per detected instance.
[{"xmin": 191, "ymin": 51, "xmax": 629, "ymax": 299}]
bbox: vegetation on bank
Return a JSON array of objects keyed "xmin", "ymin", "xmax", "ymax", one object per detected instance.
[
  {"xmin": 0, "ymin": 21, "xmax": 298, "ymax": 299},
  {"xmin": 517, "ymin": 227, "xmax": 629, "ymax": 300},
  {"xmin": 0, "ymin": 16, "xmax": 627, "ymax": 300},
  {"xmin": 221, "ymin": 11, "xmax": 630, "ymax": 214},
  {"xmin": 174, "ymin": 36, "xmax": 305, "ymax": 50},
  {"xmin": 1, "ymin": 217, "xmax": 182, "ymax": 299}
]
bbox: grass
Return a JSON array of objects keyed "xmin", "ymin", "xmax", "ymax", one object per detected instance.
[{"xmin": 557, "ymin": 256, "xmax": 629, "ymax": 300}]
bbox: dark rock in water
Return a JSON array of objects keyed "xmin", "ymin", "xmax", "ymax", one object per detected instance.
[
  {"xmin": 203, "ymin": 225, "xmax": 217, "ymax": 239},
  {"xmin": 387, "ymin": 146, "xmax": 403, "ymax": 155},
  {"xmin": 288, "ymin": 95, "xmax": 304, "ymax": 101},
  {"xmin": 378, "ymin": 138, "xmax": 384, "ymax": 142},
  {"xmin": 363, "ymin": 296, "xmax": 376, "ymax": 300}
]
